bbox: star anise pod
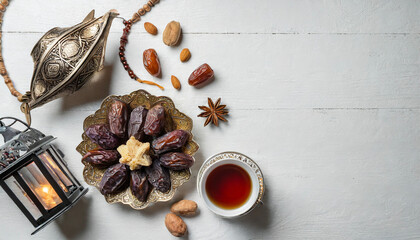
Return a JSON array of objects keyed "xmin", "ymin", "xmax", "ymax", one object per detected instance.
[{"xmin": 198, "ymin": 98, "xmax": 229, "ymax": 126}]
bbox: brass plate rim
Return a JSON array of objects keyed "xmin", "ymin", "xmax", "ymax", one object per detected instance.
[{"xmin": 76, "ymin": 89, "xmax": 199, "ymax": 210}]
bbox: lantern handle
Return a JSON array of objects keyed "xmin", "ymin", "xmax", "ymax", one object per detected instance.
[
  {"xmin": 0, "ymin": 117, "xmax": 31, "ymax": 143},
  {"xmin": 0, "ymin": 117, "xmax": 30, "ymax": 132}
]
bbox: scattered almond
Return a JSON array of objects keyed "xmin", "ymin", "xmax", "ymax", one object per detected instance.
[
  {"xmin": 171, "ymin": 200, "xmax": 197, "ymax": 216},
  {"xmin": 165, "ymin": 213, "xmax": 187, "ymax": 237},
  {"xmin": 180, "ymin": 48, "xmax": 191, "ymax": 62},
  {"xmin": 171, "ymin": 75, "xmax": 181, "ymax": 90},
  {"xmin": 144, "ymin": 22, "xmax": 157, "ymax": 35},
  {"xmin": 163, "ymin": 21, "xmax": 181, "ymax": 46}
]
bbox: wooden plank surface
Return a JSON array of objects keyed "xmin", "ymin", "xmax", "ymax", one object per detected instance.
[{"xmin": 0, "ymin": 0, "xmax": 419, "ymax": 239}]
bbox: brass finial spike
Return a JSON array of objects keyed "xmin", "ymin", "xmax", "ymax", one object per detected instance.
[
  {"xmin": 83, "ymin": 10, "xmax": 95, "ymax": 22},
  {"xmin": 20, "ymin": 102, "xmax": 31, "ymax": 127}
]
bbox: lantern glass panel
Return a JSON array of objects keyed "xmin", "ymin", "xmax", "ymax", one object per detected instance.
[
  {"xmin": 46, "ymin": 148, "xmax": 78, "ymax": 187},
  {"xmin": 38, "ymin": 151, "xmax": 72, "ymax": 192},
  {"xmin": 18, "ymin": 162, "xmax": 62, "ymax": 210},
  {"xmin": 4, "ymin": 175, "xmax": 43, "ymax": 220}
]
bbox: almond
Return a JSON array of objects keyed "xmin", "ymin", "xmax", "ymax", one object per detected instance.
[
  {"xmin": 163, "ymin": 21, "xmax": 181, "ymax": 46},
  {"xmin": 165, "ymin": 213, "xmax": 187, "ymax": 237},
  {"xmin": 171, "ymin": 75, "xmax": 181, "ymax": 90},
  {"xmin": 180, "ymin": 48, "xmax": 191, "ymax": 62},
  {"xmin": 171, "ymin": 200, "xmax": 197, "ymax": 216},
  {"xmin": 144, "ymin": 22, "xmax": 157, "ymax": 35}
]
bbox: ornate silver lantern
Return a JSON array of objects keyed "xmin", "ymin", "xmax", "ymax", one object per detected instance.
[{"xmin": 0, "ymin": 117, "xmax": 88, "ymax": 234}]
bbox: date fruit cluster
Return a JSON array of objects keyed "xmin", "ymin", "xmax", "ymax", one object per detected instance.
[{"xmin": 82, "ymin": 99, "xmax": 194, "ymax": 202}]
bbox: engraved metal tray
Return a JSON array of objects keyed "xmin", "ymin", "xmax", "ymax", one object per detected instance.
[{"xmin": 76, "ymin": 90, "xmax": 199, "ymax": 209}]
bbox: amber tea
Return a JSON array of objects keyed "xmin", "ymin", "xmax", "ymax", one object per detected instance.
[{"xmin": 205, "ymin": 164, "xmax": 252, "ymax": 209}]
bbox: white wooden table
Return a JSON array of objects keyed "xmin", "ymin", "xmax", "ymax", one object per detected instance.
[{"xmin": 1, "ymin": 1, "xmax": 419, "ymax": 239}]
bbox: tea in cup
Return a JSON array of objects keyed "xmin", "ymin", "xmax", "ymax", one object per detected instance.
[{"xmin": 197, "ymin": 152, "xmax": 264, "ymax": 217}]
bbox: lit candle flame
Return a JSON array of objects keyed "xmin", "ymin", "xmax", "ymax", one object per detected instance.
[{"xmin": 35, "ymin": 184, "xmax": 60, "ymax": 210}]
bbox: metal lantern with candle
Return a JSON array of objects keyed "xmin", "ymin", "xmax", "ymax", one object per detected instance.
[{"xmin": 0, "ymin": 117, "xmax": 88, "ymax": 234}]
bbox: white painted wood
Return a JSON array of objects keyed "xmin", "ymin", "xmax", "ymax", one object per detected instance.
[{"xmin": 0, "ymin": 0, "xmax": 419, "ymax": 239}]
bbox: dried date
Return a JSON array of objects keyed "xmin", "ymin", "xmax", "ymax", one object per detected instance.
[
  {"xmin": 144, "ymin": 104, "xmax": 165, "ymax": 136},
  {"xmin": 108, "ymin": 100, "xmax": 129, "ymax": 138},
  {"xmin": 130, "ymin": 169, "xmax": 151, "ymax": 202},
  {"xmin": 99, "ymin": 163, "xmax": 129, "ymax": 195},
  {"xmin": 143, "ymin": 49, "xmax": 161, "ymax": 77},
  {"xmin": 146, "ymin": 160, "xmax": 171, "ymax": 193},
  {"xmin": 152, "ymin": 130, "xmax": 190, "ymax": 154},
  {"xmin": 128, "ymin": 106, "xmax": 148, "ymax": 141},
  {"xmin": 82, "ymin": 150, "xmax": 120, "ymax": 168},
  {"xmin": 159, "ymin": 152, "xmax": 194, "ymax": 170},
  {"xmin": 188, "ymin": 63, "xmax": 214, "ymax": 87},
  {"xmin": 85, "ymin": 124, "xmax": 120, "ymax": 149}
]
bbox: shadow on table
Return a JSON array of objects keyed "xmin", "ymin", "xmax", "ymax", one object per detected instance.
[
  {"xmin": 222, "ymin": 179, "xmax": 271, "ymax": 231},
  {"xmin": 60, "ymin": 64, "xmax": 114, "ymax": 111},
  {"xmin": 55, "ymin": 196, "xmax": 92, "ymax": 238}
]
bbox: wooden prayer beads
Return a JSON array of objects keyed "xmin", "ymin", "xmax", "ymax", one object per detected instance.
[
  {"xmin": 0, "ymin": 0, "xmax": 23, "ymax": 100},
  {"xmin": 120, "ymin": 0, "xmax": 164, "ymax": 90}
]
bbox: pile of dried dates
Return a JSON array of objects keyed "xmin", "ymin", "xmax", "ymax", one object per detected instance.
[{"xmin": 82, "ymin": 99, "xmax": 194, "ymax": 202}]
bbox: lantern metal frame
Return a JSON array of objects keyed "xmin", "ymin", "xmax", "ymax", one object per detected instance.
[{"xmin": 0, "ymin": 117, "xmax": 88, "ymax": 235}]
